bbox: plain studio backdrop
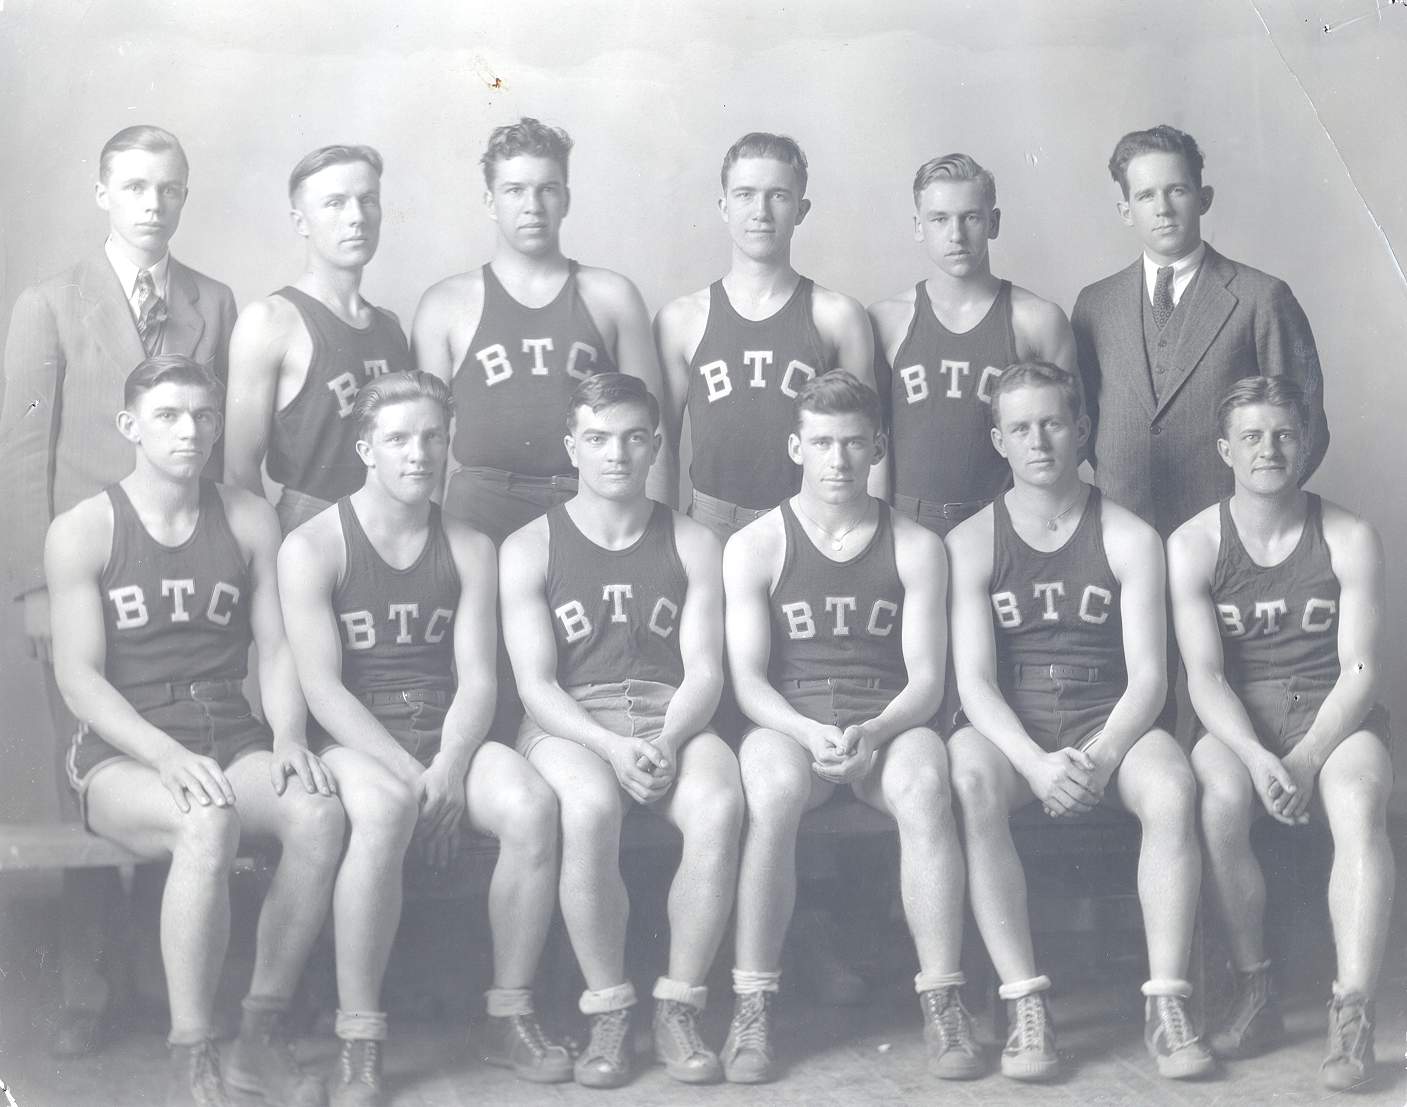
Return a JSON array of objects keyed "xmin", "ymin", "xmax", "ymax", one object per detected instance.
[{"xmin": 1, "ymin": 0, "xmax": 1404, "ymax": 819}]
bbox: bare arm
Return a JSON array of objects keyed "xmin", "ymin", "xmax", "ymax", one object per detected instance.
[
  {"xmin": 47, "ymin": 501, "xmax": 235, "ymax": 810},
  {"xmin": 653, "ymin": 516, "xmax": 724, "ymax": 757},
  {"xmin": 435, "ymin": 524, "xmax": 499, "ymax": 774},
  {"xmin": 278, "ymin": 524, "xmax": 423, "ymax": 785},
  {"xmin": 865, "ymin": 302, "xmax": 900, "ymax": 502},
  {"xmin": 224, "ymin": 298, "xmax": 288, "ymax": 495},
  {"xmin": 723, "ymin": 520, "xmax": 844, "ymax": 762},
  {"xmin": 1012, "ymin": 291, "xmax": 1077, "ymax": 374},
  {"xmin": 410, "ymin": 281, "xmax": 459, "ymax": 385},
  {"xmin": 652, "ymin": 294, "xmax": 706, "ymax": 511},
  {"xmin": 1084, "ymin": 506, "xmax": 1167, "ymax": 774}
]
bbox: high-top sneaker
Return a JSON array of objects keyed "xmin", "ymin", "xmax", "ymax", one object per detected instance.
[
  {"xmin": 721, "ymin": 990, "xmax": 776, "ymax": 1084},
  {"xmin": 329, "ymin": 1039, "xmax": 384, "ymax": 1107},
  {"xmin": 480, "ymin": 1011, "xmax": 573, "ymax": 1083},
  {"xmin": 166, "ymin": 1039, "xmax": 232, "ymax": 1107},
  {"xmin": 1144, "ymin": 994, "xmax": 1214, "ymax": 1078},
  {"xmin": 1209, "ymin": 963, "xmax": 1283, "ymax": 1059},
  {"xmin": 227, "ymin": 1005, "xmax": 327, "ymax": 1105},
  {"xmin": 920, "ymin": 985, "xmax": 983, "ymax": 1079},
  {"xmin": 1001, "ymin": 992, "xmax": 1058, "ymax": 1082},
  {"xmin": 1320, "ymin": 991, "xmax": 1375, "ymax": 1092},
  {"xmin": 573, "ymin": 1007, "xmax": 633, "ymax": 1088},
  {"xmin": 652, "ymin": 999, "xmax": 722, "ymax": 1084}
]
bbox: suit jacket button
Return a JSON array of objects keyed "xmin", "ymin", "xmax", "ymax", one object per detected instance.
[{"xmin": 1151, "ymin": 425, "xmax": 1163, "ymax": 435}]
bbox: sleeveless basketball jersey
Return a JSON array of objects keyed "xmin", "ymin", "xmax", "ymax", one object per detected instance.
[
  {"xmin": 451, "ymin": 262, "xmax": 616, "ymax": 477},
  {"xmin": 331, "ymin": 498, "xmax": 461, "ymax": 695},
  {"xmin": 100, "ymin": 480, "xmax": 251, "ymax": 693},
  {"xmin": 685, "ymin": 278, "xmax": 831, "ymax": 509},
  {"xmin": 544, "ymin": 502, "xmax": 687, "ymax": 687},
  {"xmin": 989, "ymin": 488, "xmax": 1124, "ymax": 677},
  {"xmin": 768, "ymin": 500, "xmax": 907, "ymax": 687},
  {"xmin": 1212, "ymin": 494, "xmax": 1342, "ymax": 686},
  {"xmin": 267, "ymin": 286, "xmax": 412, "ymax": 502},
  {"xmin": 890, "ymin": 280, "xmax": 1016, "ymax": 506}
]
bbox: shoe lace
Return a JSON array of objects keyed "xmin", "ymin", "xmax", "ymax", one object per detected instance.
[
  {"xmin": 1015, "ymin": 994, "xmax": 1047, "ymax": 1051},
  {"xmin": 922, "ymin": 987, "xmax": 969, "ymax": 1048},
  {"xmin": 660, "ymin": 1001, "xmax": 709, "ymax": 1059},
  {"xmin": 1224, "ymin": 970, "xmax": 1266, "ymax": 1034},
  {"xmin": 190, "ymin": 1039, "xmax": 225, "ymax": 1104},
  {"xmin": 508, "ymin": 1013, "xmax": 557, "ymax": 1061},
  {"xmin": 1155, "ymin": 995, "xmax": 1195, "ymax": 1049},
  {"xmin": 1325, "ymin": 997, "xmax": 1368, "ymax": 1061},
  {"xmin": 340, "ymin": 1039, "xmax": 382, "ymax": 1087},
  {"xmin": 731, "ymin": 992, "xmax": 773, "ymax": 1055},
  {"xmin": 584, "ymin": 1009, "xmax": 631, "ymax": 1065}
]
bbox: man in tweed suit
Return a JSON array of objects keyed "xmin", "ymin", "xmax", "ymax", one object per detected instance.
[
  {"xmin": 1071, "ymin": 124, "xmax": 1328, "ymax": 540},
  {"xmin": 0, "ymin": 124, "xmax": 237, "ymax": 1056}
]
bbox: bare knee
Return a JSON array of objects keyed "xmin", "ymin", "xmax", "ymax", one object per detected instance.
[
  {"xmin": 681, "ymin": 774, "xmax": 745, "ymax": 845},
  {"xmin": 740, "ymin": 757, "xmax": 809, "ymax": 828},
  {"xmin": 496, "ymin": 777, "xmax": 559, "ymax": 865},
  {"xmin": 279, "ymin": 791, "xmax": 347, "ymax": 860},
  {"xmin": 950, "ymin": 755, "xmax": 1007, "ymax": 827},
  {"xmin": 1134, "ymin": 758, "xmax": 1197, "ymax": 831},
  {"xmin": 348, "ymin": 776, "xmax": 418, "ymax": 852},
  {"xmin": 559, "ymin": 783, "xmax": 623, "ymax": 848},
  {"xmin": 171, "ymin": 801, "xmax": 241, "ymax": 868}
]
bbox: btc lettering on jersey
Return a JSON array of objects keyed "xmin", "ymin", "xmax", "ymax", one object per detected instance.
[
  {"xmin": 107, "ymin": 580, "xmax": 243, "ymax": 630},
  {"xmin": 779, "ymin": 596, "xmax": 899, "ymax": 639},
  {"xmin": 338, "ymin": 605, "xmax": 455, "ymax": 651},
  {"xmin": 697, "ymin": 353, "xmax": 818, "ymax": 403},
  {"xmin": 554, "ymin": 587, "xmax": 679, "ymax": 645},
  {"xmin": 1217, "ymin": 596, "xmax": 1337, "ymax": 639},
  {"xmin": 326, "ymin": 359, "xmax": 393, "ymax": 417},
  {"xmin": 897, "ymin": 360, "xmax": 1003, "ymax": 405},
  {"xmin": 475, "ymin": 338, "xmax": 600, "ymax": 387},
  {"xmin": 990, "ymin": 582, "xmax": 1114, "ymax": 628}
]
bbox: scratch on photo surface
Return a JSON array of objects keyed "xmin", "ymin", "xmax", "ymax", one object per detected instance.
[{"xmin": 1247, "ymin": 0, "xmax": 1406, "ymax": 289}]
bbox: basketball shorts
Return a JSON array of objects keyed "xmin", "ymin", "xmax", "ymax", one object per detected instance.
[
  {"xmin": 687, "ymin": 490, "xmax": 770, "ymax": 543},
  {"xmin": 955, "ymin": 663, "xmax": 1123, "ymax": 752},
  {"xmin": 444, "ymin": 466, "xmax": 577, "ymax": 547},
  {"xmin": 516, "ymin": 679, "xmax": 676, "ymax": 759},
  {"xmin": 1231, "ymin": 674, "xmax": 1390, "ymax": 756},
  {"xmin": 309, "ymin": 687, "xmax": 452, "ymax": 766},
  {"xmin": 66, "ymin": 678, "xmax": 271, "ymax": 828},
  {"xmin": 892, "ymin": 493, "xmax": 986, "ymax": 538},
  {"xmin": 276, "ymin": 487, "xmax": 334, "ymax": 535},
  {"xmin": 759, "ymin": 676, "xmax": 908, "ymax": 735}
]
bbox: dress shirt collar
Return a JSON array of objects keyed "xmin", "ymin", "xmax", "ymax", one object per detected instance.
[
  {"xmin": 1142, "ymin": 241, "xmax": 1205, "ymax": 307},
  {"xmin": 104, "ymin": 236, "xmax": 171, "ymax": 314}
]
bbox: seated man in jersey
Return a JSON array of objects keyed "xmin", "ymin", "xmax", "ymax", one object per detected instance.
[
  {"xmin": 45, "ymin": 355, "xmax": 344, "ymax": 1107},
  {"xmin": 946, "ymin": 361, "xmax": 1211, "ymax": 1083},
  {"xmin": 278, "ymin": 371, "xmax": 569, "ymax": 1104},
  {"xmin": 721, "ymin": 371, "xmax": 976, "ymax": 1084},
  {"xmin": 1169, "ymin": 377, "xmax": 1392, "ymax": 1092},
  {"xmin": 499, "ymin": 372, "xmax": 743, "ymax": 1089}
]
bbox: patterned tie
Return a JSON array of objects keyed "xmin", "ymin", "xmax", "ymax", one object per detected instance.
[
  {"xmin": 134, "ymin": 268, "xmax": 168, "ymax": 356},
  {"xmin": 1152, "ymin": 265, "xmax": 1175, "ymax": 331}
]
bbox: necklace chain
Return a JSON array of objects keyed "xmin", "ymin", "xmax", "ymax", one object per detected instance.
[
  {"xmin": 1039, "ymin": 487, "xmax": 1087, "ymax": 531},
  {"xmin": 793, "ymin": 498, "xmax": 870, "ymax": 551}
]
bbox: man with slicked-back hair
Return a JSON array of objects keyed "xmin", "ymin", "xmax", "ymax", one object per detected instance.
[{"xmin": 0, "ymin": 123, "xmax": 238, "ymax": 1057}]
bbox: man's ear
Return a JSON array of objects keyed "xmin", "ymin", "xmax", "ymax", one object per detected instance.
[
  {"xmin": 988, "ymin": 207, "xmax": 1002, "ymax": 240},
  {"xmin": 116, "ymin": 410, "xmax": 140, "ymax": 444},
  {"xmin": 870, "ymin": 431, "xmax": 888, "ymax": 466},
  {"xmin": 1199, "ymin": 184, "xmax": 1214, "ymax": 215},
  {"xmin": 787, "ymin": 432, "xmax": 803, "ymax": 465},
  {"xmin": 795, "ymin": 197, "xmax": 812, "ymax": 225}
]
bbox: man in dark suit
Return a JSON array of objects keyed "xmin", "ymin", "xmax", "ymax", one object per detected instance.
[
  {"xmin": 0, "ymin": 124, "xmax": 237, "ymax": 1056},
  {"xmin": 1072, "ymin": 124, "xmax": 1329, "ymax": 539}
]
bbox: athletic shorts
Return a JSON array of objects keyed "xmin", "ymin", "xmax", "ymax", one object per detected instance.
[
  {"xmin": 516, "ymin": 679, "xmax": 675, "ymax": 759},
  {"xmin": 277, "ymin": 487, "xmax": 334, "ymax": 535},
  {"xmin": 892, "ymin": 493, "xmax": 986, "ymax": 538},
  {"xmin": 66, "ymin": 678, "xmax": 271, "ymax": 828},
  {"xmin": 1230, "ymin": 675, "xmax": 1391, "ymax": 756},
  {"xmin": 309, "ymin": 687, "xmax": 452, "ymax": 765},
  {"xmin": 757, "ymin": 676, "xmax": 907, "ymax": 735},
  {"xmin": 444, "ymin": 467, "xmax": 576, "ymax": 547},
  {"xmin": 955, "ymin": 663, "xmax": 1123, "ymax": 752},
  {"xmin": 687, "ymin": 490, "xmax": 770, "ymax": 543}
]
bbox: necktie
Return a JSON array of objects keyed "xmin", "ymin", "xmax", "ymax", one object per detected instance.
[
  {"xmin": 134, "ymin": 268, "xmax": 168, "ymax": 356},
  {"xmin": 1152, "ymin": 265, "xmax": 1175, "ymax": 331}
]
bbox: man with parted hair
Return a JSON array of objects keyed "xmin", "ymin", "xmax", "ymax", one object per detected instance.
[
  {"xmin": 224, "ymin": 143, "xmax": 413, "ymax": 534},
  {"xmin": 279, "ymin": 369, "xmax": 571, "ymax": 1104},
  {"xmin": 46, "ymin": 355, "xmax": 344, "ymax": 1107},
  {"xmin": 1072, "ymin": 124, "xmax": 1329, "ymax": 539},
  {"xmin": 945, "ymin": 361, "xmax": 1212, "ymax": 1084},
  {"xmin": 0, "ymin": 123, "xmax": 238, "ymax": 1057},
  {"xmin": 1169, "ymin": 376, "xmax": 1392, "ymax": 1092},
  {"xmin": 654, "ymin": 132, "xmax": 875, "ymax": 1002},
  {"xmin": 870, "ymin": 152, "xmax": 1076, "ymax": 534},
  {"xmin": 720, "ymin": 371, "xmax": 978, "ymax": 1085},
  {"xmin": 499, "ymin": 372, "xmax": 743, "ymax": 1089},
  {"xmin": 412, "ymin": 117, "xmax": 667, "ymax": 540}
]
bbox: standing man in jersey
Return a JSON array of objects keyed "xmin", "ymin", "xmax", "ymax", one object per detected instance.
[
  {"xmin": 1169, "ymin": 377, "xmax": 1392, "ymax": 1092},
  {"xmin": 224, "ymin": 144, "xmax": 412, "ymax": 533},
  {"xmin": 1072, "ymin": 124, "xmax": 1329, "ymax": 539},
  {"xmin": 870, "ymin": 153, "xmax": 1075, "ymax": 535},
  {"xmin": 654, "ymin": 133, "xmax": 874, "ymax": 1001},
  {"xmin": 655, "ymin": 131, "xmax": 874, "ymax": 534},
  {"xmin": 279, "ymin": 371, "xmax": 572, "ymax": 1104},
  {"xmin": 412, "ymin": 117, "xmax": 667, "ymax": 542},
  {"xmin": 45, "ymin": 355, "xmax": 344, "ymax": 1107},
  {"xmin": 0, "ymin": 124, "xmax": 238, "ymax": 1057},
  {"xmin": 946, "ymin": 362, "xmax": 1211, "ymax": 1083},
  {"xmin": 500, "ymin": 373, "xmax": 743, "ymax": 1089},
  {"xmin": 721, "ymin": 372, "xmax": 978, "ymax": 1085}
]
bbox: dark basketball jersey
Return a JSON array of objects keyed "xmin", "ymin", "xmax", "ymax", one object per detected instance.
[
  {"xmin": 331, "ymin": 498, "xmax": 460, "ymax": 696},
  {"xmin": 1212, "ymin": 494, "xmax": 1342, "ymax": 686},
  {"xmin": 451, "ymin": 261, "xmax": 616, "ymax": 477},
  {"xmin": 544, "ymin": 502, "xmax": 687, "ymax": 687},
  {"xmin": 100, "ymin": 480, "xmax": 251, "ymax": 693},
  {"xmin": 989, "ymin": 488, "xmax": 1125, "ymax": 678},
  {"xmin": 768, "ymin": 500, "xmax": 907, "ymax": 688},
  {"xmin": 685, "ymin": 278, "xmax": 831, "ymax": 510},
  {"xmin": 267, "ymin": 286, "xmax": 411, "ymax": 502},
  {"xmin": 890, "ymin": 280, "xmax": 1015, "ymax": 506}
]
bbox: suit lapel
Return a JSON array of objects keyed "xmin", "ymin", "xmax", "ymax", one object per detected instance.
[
  {"xmin": 163, "ymin": 257, "xmax": 205, "ymax": 356},
  {"xmin": 79, "ymin": 250, "xmax": 146, "ymax": 373},
  {"xmin": 1154, "ymin": 246, "xmax": 1237, "ymax": 416},
  {"xmin": 1114, "ymin": 259, "xmax": 1156, "ymax": 419}
]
